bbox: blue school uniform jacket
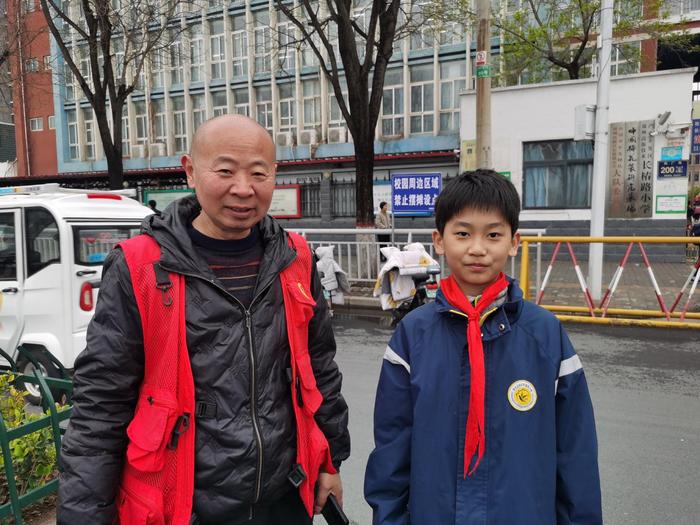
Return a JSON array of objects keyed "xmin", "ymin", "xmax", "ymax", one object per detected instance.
[{"xmin": 364, "ymin": 280, "xmax": 602, "ymax": 525}]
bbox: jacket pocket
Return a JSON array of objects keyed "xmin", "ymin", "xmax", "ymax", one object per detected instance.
[
  {"xmin": 125, "ymin": 385, "xmax": 179, "ymax": 473},
  {"xmin": 286, "ymin": 280, "xmax": 317, "ymax": 325},
  {"xmin": 117, "ymin": 479, "xmax": 165, "ymax": 525}
]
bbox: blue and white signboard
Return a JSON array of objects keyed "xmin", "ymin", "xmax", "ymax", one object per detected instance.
[
  {"xmin": 692, "ymin": 119, "xmax": 700, "ymax": 154},
  {"xmin": 657, "ymin": 160, "xmax": 688, "ymax": 178},
  {"xmin": 660, "ymin": 146, "xmax": 683, "ymax": 161},
  {"xmin": 391, "ymin": 173, "xmax": 442, "ymax": 216}
]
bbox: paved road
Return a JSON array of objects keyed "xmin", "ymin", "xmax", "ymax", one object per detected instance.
[{"xmin": 331, "ymin": 314, "xmax": 700, "ymax": 525}]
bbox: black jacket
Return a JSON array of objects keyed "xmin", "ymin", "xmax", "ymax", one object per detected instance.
[{"xmin": 57, "ymin": 196, "xmax": 350, "ymax": 524}]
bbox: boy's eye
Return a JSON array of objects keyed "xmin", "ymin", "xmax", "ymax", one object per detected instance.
[
  {"xmin": 455, "ymin": 231, "xmax": 469, "ymax": 238},
  {"xmin": 488, "ymin": 232, "xmax": 502, "ymax": 239}
]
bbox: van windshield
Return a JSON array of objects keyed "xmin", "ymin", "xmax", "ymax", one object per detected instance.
[{"xmin": 73, "ymin": 226, "xmax": 141, "ymax": 265}]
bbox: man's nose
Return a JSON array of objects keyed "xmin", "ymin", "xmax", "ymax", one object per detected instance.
[{"xmin": 228, "ymin": 174, "xmax": 255, "ymax": 197}]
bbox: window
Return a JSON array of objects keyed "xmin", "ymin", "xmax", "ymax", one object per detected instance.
[
  {"xmin": 152, "ymin": 99, "xmax": 167, "ymax": 145},
  {"xmin": 329, "ymin": 77, "xmax": 348, "ymax": 128},
  {"xmin": 439, "ymin": 22, "xmax": 465, "ymax": 46},
  {"xmin": 232, "ymin": 16, "xmax": 249, "ymax": 78},
  {"xmin": 172, "ymin": 96, "xmax": 187, "ymax": 153},
  {"xmin": 64, "ymin": 64, "xmax": 75, "ymax": 101},
  {"xmin": 83, "ymin": 109, "xmax": 95, "ymax": 159},
  {"xmin": 192, "ymin": 94, "xmax": 206, "ymax": 130},
  {"xmin": 67, "ymin": 110, "xmax": 79, "ymax": 159},
  {"xmin": 122, "ymin": 108, "xmax": 130, "ymax": 157},
  {"xmin": 611, "ymin": 41, "xmax": 641, "ymax": 76},
  {"xmin": 73, "ymin": 226, "xmax": 140, "ymax": 265},
  {"xmin": 0, "ymin": 213, "xmax": 17, "ymax": 280},
  {"xmin": 382, "ymin": 68, "xmax": 404, "ymax": 137},
  {"xmin": 190, "ymin": 24, "xmax": 204, "ymax": 83},
  {"xmin": 26, "ymin": 58, "xmax": 39, "ymax": 73},
  {"xmin": 254, "ymin": 11, "xmax": 271, "ymax": 73},
  {"xmin": 170, "ymin": 33, "xmax": 184, "ymax": 85},
  {"xmin": 151, "ymin": 50, "xmax": 165, "ymax": 89},
  {"xmin": 439, "ymin": 61, "xmax": 466, "ymax": 132},
  {"xmin": 134, "ymin": 101, "xmax": 147, "ymax": 145},
  {"xmin": 302, "ymin": 79, "xmax": 321, "ymax": 130},
  {"xmin": 256, "ymin": 86, "xmax": 273, "ymax": 131},
  {"xmin": 278, "ymin": 83, "xmax": 296, "ymax": 134},
  {"xmin": 410, "ymin": 2, "xmax": 432, "ymax": 50},
  {"xmin": 43, "ymin": 55, "xmax": 52, "ymax": 70},
  {"xmin": 212, "ymin": 91, "xmax": 228, "ymax": 116},
  {"xmin": 233, "ymin": 87, "xmax": 250, "ymax": 116},
  {"xmin": 48, "ymin": 115, "xmax": 56, "ymax": 129},
  {"xmin": 303, "ymin": 30, "xmax": 321, "ymax": 67},
  {"xmin": 29, "ymin": 117, "xmax": 43, "ymax": 131},
  {"xmin": 277, "ymin": 18, "xmax": 295, "ymax": 71},
  {"xmin": 410, "ymin": 64, "xmax": 434, "ymax": 134},
  {"xmin": 23, "ymin": 0, "xmax": 35, "ymax": 12},
  {"xmin": 523, "ymin": 140, "xmax": 593, "ymax": 209},
  {"xmin": 24, "ymin": 207, "xmax": 60, "ymax": 278},
  {"xmin": 210, "ymin": 19, "xmax": 226, "ymax": 80}
]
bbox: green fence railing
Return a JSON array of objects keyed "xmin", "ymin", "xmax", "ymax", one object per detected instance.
[{"xmin": 0, "ymin": 346, "xmax": 73, "ymax": 524}]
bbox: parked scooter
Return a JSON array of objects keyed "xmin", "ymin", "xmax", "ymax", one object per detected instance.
[{"xmin": 390, "ymin": 266, "xmax": 440, "ymax": 326}]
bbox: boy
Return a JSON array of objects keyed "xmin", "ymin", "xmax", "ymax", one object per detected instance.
[{"xmin": 364, "ymin": 170, "xmax": 602, "ymax": 524}]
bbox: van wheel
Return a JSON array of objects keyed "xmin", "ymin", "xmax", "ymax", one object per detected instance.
[{"xmin": 16, "ymin": 350, "xmax": 62, "ymax": 406}]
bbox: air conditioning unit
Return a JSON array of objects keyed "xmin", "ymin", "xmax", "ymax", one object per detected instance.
[
  {"xmin": 131, "ymin": 144, "xmax": 146, "ymax": 158},
  {"xmin": 276, "ymin": 132, "xmax": 294, "ymax": 147},
  {"xmin": 149, "ymin": 143, "xmax": 167, "ymax": 157},
  {"xmin": 299, "ymin": 129, "xmax": 318, "ymax": 145},
  {"xmin": 328, "ymin": 127, "xmax": 347, "ymax": 144}
]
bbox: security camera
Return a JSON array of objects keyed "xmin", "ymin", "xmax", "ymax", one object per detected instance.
[{"xmin": 657, "ymin": 111, "xmax": 671, "ymax": 126}]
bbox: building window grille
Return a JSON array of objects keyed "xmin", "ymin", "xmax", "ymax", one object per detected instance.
[
  {"xmin": 382, "ymin": 68, "xmax": 404, "ymax": 137},
  {"xmin": 122, "ymin": 110, "xmax": 130, "ymax": 158},
  {"xmin": 25, "ymin": 58, "xmax": 39, "ymax": 72},
  {"xmin": 329, "ymin": 77, "xmax": 348, "ymax": 128},
  {"xmin": 410, "ymin": 64, "xmax": 434, "ymax": 134},
  {"xmin": 64, "ymin": 64, "xmax": 75, "ymax": 101},
  {"xmin": 48, "ymin": 115, "xmax": 56, "ymax": 129},
  {"xmin": 152, "ymin": 99, "xmax": 167, "ymax": 146},
  {"xmin": 233, "ymin": 87, "xmax": 250, "ymax": 116},
  {"xmin": 134, "ymin": 101, "xmax": 147, "ymax": 145},
  {"xmin": 212, "ymin": 91, "xmax": 228, "ymax": 117},
  {"xmin": 151, "ymin": 50, "xmax": 165, "ymax": 89},
  {"xmin": 523, "ymin": 140, "xmax": 593, "ymax": 209},
  {"xmin": 439, "ymin": 61, "xmax": 465, "ymax": 132},
  {"xmin": 301, "ymin": 180, "xmax": 321, "ymax": 217},
  {"xmin": 190, "ymin": 24, "xmax": 204, "ymax": 83},
  {"xmin": 170, "ymin": 35, "xmax": 184, "ymax": 85},
  {"xmin": 277, "ymin": 19, "xmax": 295, "ymax": 72},
  {"xmin": 302, "ymin": 79, "xmax": 321, "ymax": 130},
  {"xmin": 331, "ymin": 179, "xmax": 356, "ymax": 217}
]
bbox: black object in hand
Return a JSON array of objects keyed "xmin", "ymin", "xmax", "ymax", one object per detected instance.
[{"xmin": 321, "ymin": 493, "xmax": 349, "ymax": 525}]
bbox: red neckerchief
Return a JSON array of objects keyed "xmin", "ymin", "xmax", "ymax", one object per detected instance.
[{"xmin": 440, "ymin": 273, "xmax": 509, "ymax": 477}]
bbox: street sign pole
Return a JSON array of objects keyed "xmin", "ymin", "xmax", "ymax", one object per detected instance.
[
  {"xmin": 588, "ymin": 0, "xmax": 614, "ymax": 301},
  {"xmin": 476, "ymin": 0, "xmax": 492, "ymax": 169}
]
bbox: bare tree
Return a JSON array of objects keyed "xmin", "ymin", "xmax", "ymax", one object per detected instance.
[
  {"xmin": 274, "ymin": 0, "xmax": 407, "ymax": 227},
  {"xmin": 39, "ymin": 0, "xmax": 202, "ymax": 189}
]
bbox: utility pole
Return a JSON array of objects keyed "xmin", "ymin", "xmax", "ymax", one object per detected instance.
[
  {"xmin": 475, "ymin": 0, "xmax": 492, "ymax": 169},
  {"xmin": 588, "ymin": 0, "xmax": 614, "ymax": 300}
]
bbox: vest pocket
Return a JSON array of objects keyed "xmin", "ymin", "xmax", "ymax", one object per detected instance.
[
  {"xmin": 126, "ymin": 384, "xmax": 179, "ymax": 472},
  {"xmin": 118, "ymin": 478, "xmax": 165, "ymax": 525},
  {"xmin": 286, "ymin": 281, "xmax": 316, "ymax": 325}
]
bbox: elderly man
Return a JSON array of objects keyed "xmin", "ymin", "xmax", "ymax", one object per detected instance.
[{"xmin": 58, "ymin": 115, "xmax": 350, "ymax": 525}]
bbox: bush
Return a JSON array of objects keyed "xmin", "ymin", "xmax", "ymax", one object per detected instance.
[{"xmin": 0, "ymin": 373, "xmax": 61, "ymax": 523}]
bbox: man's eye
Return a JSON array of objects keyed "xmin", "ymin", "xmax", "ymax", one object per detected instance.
[
  {"xmin": 253, "ymin": 172, "xmax": 269, "ymax": 178},
  {"xmin": 217, "ymin": 169, "xmax": 232, "ymax": 176}
]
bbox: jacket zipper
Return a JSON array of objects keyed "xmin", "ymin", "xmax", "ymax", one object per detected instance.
[{"xmin": 160, "ymin": 265, "xmax": 278, "ymax": 506}]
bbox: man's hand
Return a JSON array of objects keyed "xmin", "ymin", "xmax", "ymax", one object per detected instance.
[{"xmin": 314, "ymin": 472, "xmax": 343, "ymax": 515}]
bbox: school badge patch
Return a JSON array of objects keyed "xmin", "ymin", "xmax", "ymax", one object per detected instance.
[{"xmin": 508, "ymin": 380, "xmax": 537, "ymax": 411}]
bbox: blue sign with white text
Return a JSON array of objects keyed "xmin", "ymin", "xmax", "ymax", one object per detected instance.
[
  {"xmin": 692, "ymin": 119, "xmax": 700, "ymax": 154},
  {"xmin": 657, "ymin": 160, "xmax": 687, "ymax": 178},
  {"xmin": 391, "ymin": 173, "xmax": 442, "ymax": 216}
]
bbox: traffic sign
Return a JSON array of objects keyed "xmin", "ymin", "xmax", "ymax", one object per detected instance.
[{"xmin": 390, "ymin": 173, "xmax": 442, "ymax": 216}]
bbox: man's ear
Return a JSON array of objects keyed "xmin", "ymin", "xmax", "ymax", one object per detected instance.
[
  {"xmin": 433, "ymin": 229, "xmax": 445, "ymax": 256},
  {"xmin": 182, "ymin": 155, "xmax": 195, "ymax": 189},
  {"xmin": 509, "ymin": 231, "xmax": 520, "ymax": 257}
]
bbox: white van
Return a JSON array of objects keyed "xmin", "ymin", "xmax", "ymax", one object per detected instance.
[{"xmin": 0, "ymin": 183, "xmax": 152, "ymax": 402}]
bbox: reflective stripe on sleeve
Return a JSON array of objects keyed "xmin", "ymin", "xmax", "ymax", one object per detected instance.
[
  {"xmin": 383, "ymin": 346, "xmax": 411, "ymax": 374},
  {"xmin": 555, "ymin": 355, "xmax": 583, "ymax": 394}
]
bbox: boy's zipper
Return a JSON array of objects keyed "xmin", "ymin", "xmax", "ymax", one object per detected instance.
[{"xmin": 160, "ymin": 265, "xmax": 278, "ymax": 504}]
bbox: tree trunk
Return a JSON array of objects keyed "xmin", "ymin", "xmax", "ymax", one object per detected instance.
[
  {"xmin": 94, "ymin": 105, "xmax": 124, "ymax": 190},
  {"xmin": 354, "ymin": 136, "xmax": 375, "ymax": 228},
  {"xmin": 103, "ymin": 146, "xmax": 124, "ymax": 190}
]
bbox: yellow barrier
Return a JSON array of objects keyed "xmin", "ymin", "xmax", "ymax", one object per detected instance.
[{"xmin": 518, "ymin": 236, "xmax": 700, "ymax": 329}]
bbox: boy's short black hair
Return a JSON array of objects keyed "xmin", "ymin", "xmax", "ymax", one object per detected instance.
[{"xmin": 435, "ymin": 169, "xmax": 520, "ymax": 235}]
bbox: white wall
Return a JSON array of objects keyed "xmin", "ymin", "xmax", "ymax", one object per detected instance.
[{"xmin": 460, "ymin": 68, "xmax": 695, "ymax": 221}]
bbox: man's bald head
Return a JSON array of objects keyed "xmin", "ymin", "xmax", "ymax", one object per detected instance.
[{"xmin": 190, "ymin": 114, "xmax": 276, "ymax": 162}]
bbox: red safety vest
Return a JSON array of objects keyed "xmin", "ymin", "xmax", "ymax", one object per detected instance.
[{"xmin": 115, "ymin": 231, "xmax": 336, "ymax": 524}]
